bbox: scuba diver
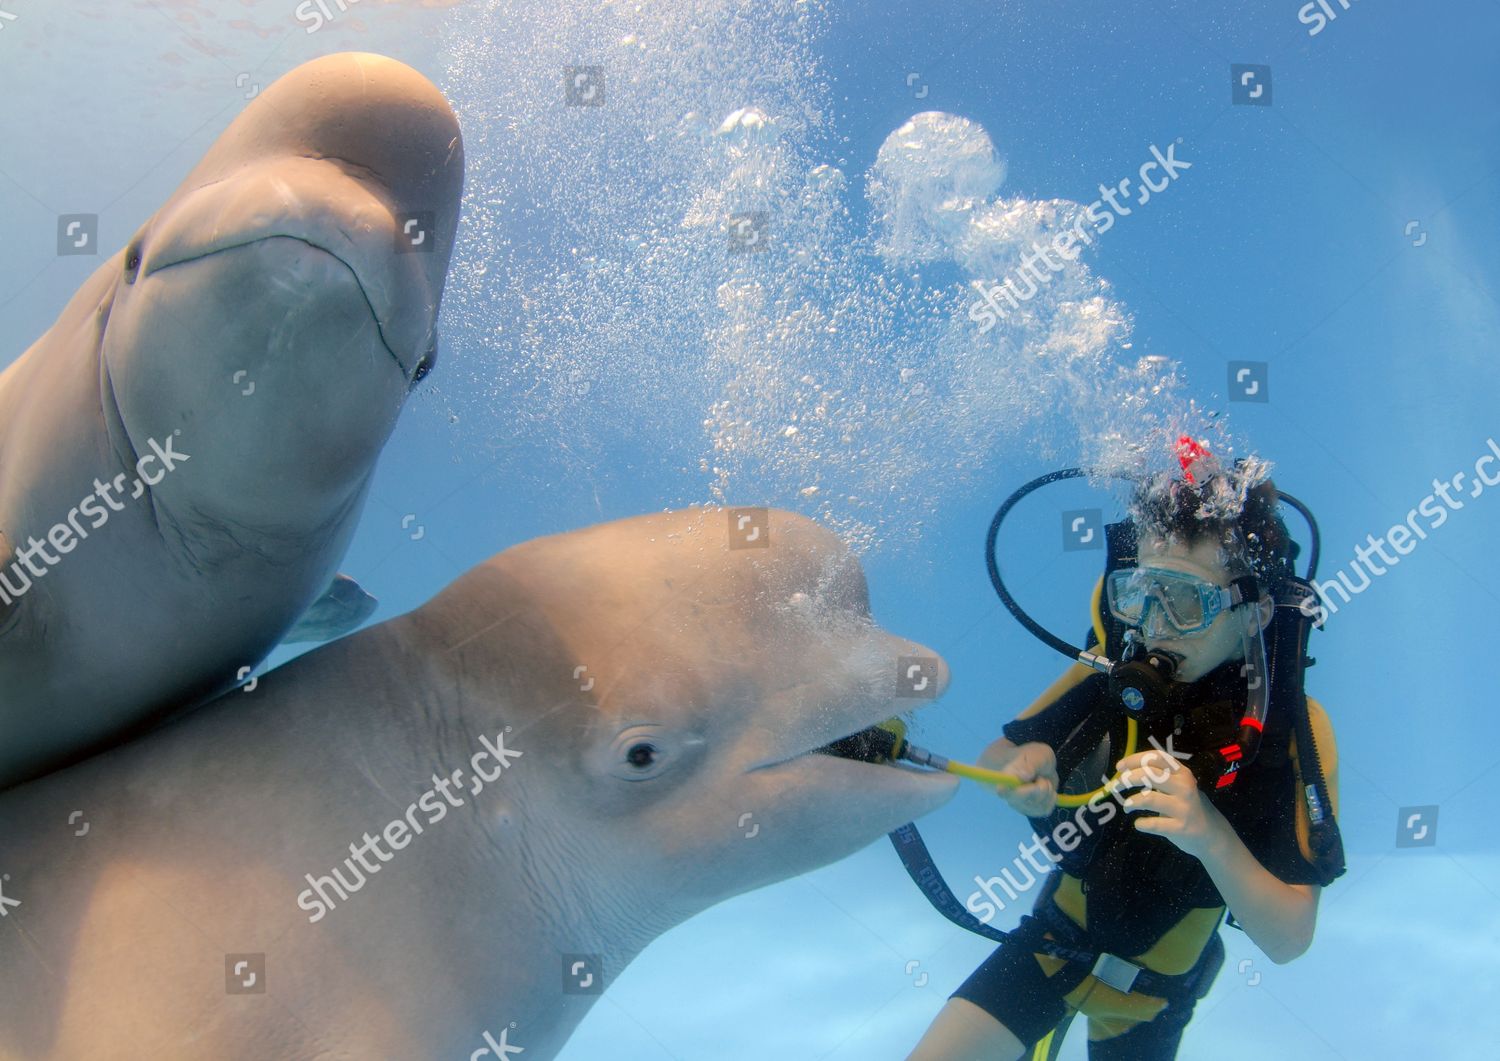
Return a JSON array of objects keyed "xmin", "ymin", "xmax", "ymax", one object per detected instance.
[{"xmin": 887, "ymin": 445, "xmax": 1346, "ymax": 1060}]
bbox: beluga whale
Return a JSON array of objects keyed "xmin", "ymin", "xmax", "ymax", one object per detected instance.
[
  {"xmin": 0, "ymin": 52, "xmax": 464, "ymax": 789},
  {"xmin": 0, "ymin": 507, "xmax": 960, "ymax": 1059}
]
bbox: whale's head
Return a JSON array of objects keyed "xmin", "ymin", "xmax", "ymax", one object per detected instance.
[
  {"xmin": 418, "ymin": 508, "xmax": 960, "ymax": 949},
  {"xmin": 123, "ymin": 51, "xmax": 461, "ymax": 384},
  {"xmin": 95, "ymin": 53, "xmax": 464, "ymax": 535}
]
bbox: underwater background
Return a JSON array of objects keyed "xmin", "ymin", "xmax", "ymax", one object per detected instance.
[{"xmin": 2, "ymin": 1, "xmax": 1497, "ymax": 1057}]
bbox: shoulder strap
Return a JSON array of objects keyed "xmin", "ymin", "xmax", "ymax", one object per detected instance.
[
  {"xmin": 1293, "ymin": 699, "xmax": 1339, "ymax": 860},
  {"xmin": 1271, "ymin": 578, "xmax": 1346, "ymax": 884}
]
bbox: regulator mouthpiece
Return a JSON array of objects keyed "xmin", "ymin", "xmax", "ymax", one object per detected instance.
[{"xmin": 1109, "ymin": 643, "xmax": 1181, "ymax": 719}]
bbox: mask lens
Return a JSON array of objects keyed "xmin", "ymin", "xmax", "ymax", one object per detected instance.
[
  {"xmin": 1106, "ymin": 569, "xmax": 1146, "ymax": 624},
  {"xmin": 1158, "ymin": 576, "xmax": 1208, "ymax": 630},
  {"xmin": 1108, "ymin": 568, "xmax": 1220, "ymax": 636}
]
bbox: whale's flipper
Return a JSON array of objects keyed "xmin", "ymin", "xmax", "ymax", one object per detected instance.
[{"xmin": 283, "ymin": 573, "xmax": 378, "ymax": 644}]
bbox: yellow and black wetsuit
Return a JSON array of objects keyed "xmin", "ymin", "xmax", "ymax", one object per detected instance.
[{"xmin": 951, "ymin": 657, "xmax": 1340, "ymax": 1059}]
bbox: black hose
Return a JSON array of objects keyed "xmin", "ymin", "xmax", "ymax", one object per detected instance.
[
  {"xmin": 985, "ymin": 468, "xmax": 1090, "ymax": 663},
  {"xmin": 1276, "ymin": 491, "xmax": 1321, "ymax": 581}
]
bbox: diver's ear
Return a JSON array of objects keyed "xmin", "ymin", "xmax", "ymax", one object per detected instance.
[{"xmin": 1255, "ymin": 595, "xmax": 1274, "ymax": 633}]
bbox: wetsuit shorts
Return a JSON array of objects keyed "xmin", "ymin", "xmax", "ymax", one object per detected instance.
[{"xmin": 951, "ymin": 894, "xmax": 1223, "ymax": 1059}]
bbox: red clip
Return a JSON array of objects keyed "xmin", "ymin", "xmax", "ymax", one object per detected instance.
[{"xmin": 1175, "ymin": 436, "xmax": 1213, "ymax": 483}]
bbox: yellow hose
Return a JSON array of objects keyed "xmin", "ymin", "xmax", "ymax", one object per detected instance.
[
  {"xmin": 939, "ymin": 576, "xmax": 1139, "ymax": 808},
  {"xmin": 940, "ymin": 718, "xmax": 1136, "ymax": 807}
]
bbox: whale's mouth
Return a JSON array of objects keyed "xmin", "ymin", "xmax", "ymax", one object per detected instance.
[
  {"xmin": 815, "ymin": 722, "xmax": 907, "ymax": 765},
  {"xmin": 149, "ymin": 234, "xmax": 415, "ymax": 380},
  {"xmin": 136, "ymin": 157, "xmax": 442, "ymax": 381},
  {"xmin": 753, "ymin": 716, "xmax": 938, "ymax": 777}
]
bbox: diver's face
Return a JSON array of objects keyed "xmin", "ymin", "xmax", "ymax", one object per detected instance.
[{"xmin": 1135, "ymin": 534, "xmax": 1247, "ymax": 684}]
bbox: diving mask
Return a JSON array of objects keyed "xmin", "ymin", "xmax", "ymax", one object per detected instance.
[{"xmin": 1106, "ymin": 566, "xmax": 1250, "ymax": 638}]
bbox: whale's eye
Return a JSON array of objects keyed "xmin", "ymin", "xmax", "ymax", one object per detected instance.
[
  {"xmin": 608, "ymin": 725, "xmax": 679, "ymax": 782},
  {"xmin": 411, "ymin": 331, "xmax": 438, "ymax": 385},
  {"xmin": 123, "ymin": 245, "xmax": 143, "ymax": 284}
]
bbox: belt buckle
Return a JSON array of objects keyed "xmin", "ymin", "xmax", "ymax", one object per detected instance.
[{"xmin": 1091, "ymin": 952, "xmax": 1141, "ymax": 994}]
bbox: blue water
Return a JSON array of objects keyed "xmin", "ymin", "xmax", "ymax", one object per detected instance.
[{"xmin": 2, "ymin": 1, "xmax": 1497, "ymax": 1058}]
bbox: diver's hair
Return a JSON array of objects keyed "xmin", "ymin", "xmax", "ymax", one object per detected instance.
[{"xmin": 1132, "ymin": 470, "xmax": 1295, "ymax": 583}]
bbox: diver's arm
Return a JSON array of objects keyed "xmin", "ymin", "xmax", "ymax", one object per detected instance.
[
  {"xmin": 987, "ymin": 669, "xmax": 1106, "ymax": 817},
  {"xmin": 1194, "ymin": 805, "xmax": 1320, "ymax": 964},
  {"xmin": 1115, "ymin": 748, "xmax": 1318, "ymax": 964},
  {"xmin": 1191, "ymin": 724, "xmax": 1336, "ymax": 964},
  {"xmin": 978, "ymin": 735, "xmax": 1022, "ymax": 766}
]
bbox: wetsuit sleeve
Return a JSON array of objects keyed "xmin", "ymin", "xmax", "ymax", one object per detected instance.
[{"xmin": 1002, "ymin": 666, "xmax": 1107, "ymax": 749}]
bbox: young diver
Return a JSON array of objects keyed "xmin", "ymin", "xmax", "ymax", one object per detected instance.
[{"xmin": 906, "ymin": 464, "xmax": 1345, "ymax": 1060}]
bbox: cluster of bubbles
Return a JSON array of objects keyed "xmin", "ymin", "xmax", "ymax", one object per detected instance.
[
  {"xmin": 438, "ymin": 0, "xmax": 1250, "ymax": 550},
  {"xmin": 863, "ymin": 112, "xmax": 1229, "ymax": 483}
]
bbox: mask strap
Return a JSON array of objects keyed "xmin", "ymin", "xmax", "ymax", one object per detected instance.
[{"xmin": 1226, "ymin": 574, "xmax": 1261, "ymax": 609}]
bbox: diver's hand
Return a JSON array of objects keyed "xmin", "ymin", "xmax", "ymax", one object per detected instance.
[
  {"xmin": 980, "ymin": 738, "xmax": 1058, "ymax": 816},
  {"xmin": 1117, "ymin": 748, "xmax": 1221, "ymax": 860}
]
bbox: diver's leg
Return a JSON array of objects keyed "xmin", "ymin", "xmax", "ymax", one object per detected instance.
[
  {"xmin": 1085, "ymin": 931, "xmax": 1222, "ymax": 1060},
  {"xmin": 908, "ymin": 918, "xmax": 1075, "ymax": 1061},
  {"xmin": 906, "ymin": 998, "xmax": 1026, "ymax": 1060},
  {"xmin": 1084, "ymin": 996, "xmax": 1195, "ymax": 1061}
]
